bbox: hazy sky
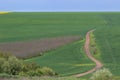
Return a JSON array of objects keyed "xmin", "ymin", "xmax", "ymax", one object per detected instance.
[{"xmin": 0, "ymin": 0, "xmax": 120, "ymax": 12}]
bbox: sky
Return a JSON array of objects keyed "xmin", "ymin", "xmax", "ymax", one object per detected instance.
[{"xmin": 0, "ymin": 0, "xmax": 120, "ymax": 12}]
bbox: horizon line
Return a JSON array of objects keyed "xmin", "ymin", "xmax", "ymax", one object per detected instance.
[{"xmin": 0, "ymin": 11, "xmax": 120, "ymax": 12}]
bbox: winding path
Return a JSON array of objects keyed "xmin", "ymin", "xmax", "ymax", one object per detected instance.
[{"xmin": 74, "ymin": 30, "xmax": 103, "ymax": 78}]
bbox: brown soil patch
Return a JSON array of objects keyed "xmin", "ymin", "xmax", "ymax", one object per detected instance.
[
  {"xmin": 0, "ymin": 36, "xmax": 80, "ymax": 58},
  {"xmin": 0, "ymin": 78, "xmax": 6, "ymax": 80}
]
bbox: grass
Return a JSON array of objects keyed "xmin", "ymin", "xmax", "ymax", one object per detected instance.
[
  {"xmin": 90, "ymin": 31, "xmax": 102, "ymax": 61},
  {"xmin": 94, "ymin": 13, "xmax": 120, "ymax": 76},
  {"xmin": 0, "ymin": 12, "xmax": 120, "ymax": 77},
  {"xmin": 26, "ymin": 40, "xmax": 95, "ymax": 76},
  {"xmin": 0, "ymin": 12, "xmax": 104, "ymax": 43}
]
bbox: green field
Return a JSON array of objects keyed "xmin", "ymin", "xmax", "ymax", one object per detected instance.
[
  {"xmin": 94, "ymin": 13, "xmax": 120, "ymax": 76},
  {"xmin": 0, "ymin": 12, "xmax": 120, "ymax": 76},
  {"xmin": 0, "ymin": 12, "xmax": 103, "ymax": 43},
  {"xmin": 26, "ymin": 40, "xmax": 95, "ymax": 76}
]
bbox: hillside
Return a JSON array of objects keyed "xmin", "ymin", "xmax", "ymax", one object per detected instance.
[{"xmin": 0, "ymin": 12, "xmax": 120, "ymax": 77}]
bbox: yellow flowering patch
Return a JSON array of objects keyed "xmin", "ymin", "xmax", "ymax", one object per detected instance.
[
  {"xmin": 74, "ymin": 64, "xmax": 95, "ymax": 67},
  {"xmin": 0, "ymin": 12, "xmax": 9, "ymax": 14}
]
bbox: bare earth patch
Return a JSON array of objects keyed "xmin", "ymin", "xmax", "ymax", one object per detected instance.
[{"xmin": 0, "ymin": 36, "xmax": 80, "ymax": 58}]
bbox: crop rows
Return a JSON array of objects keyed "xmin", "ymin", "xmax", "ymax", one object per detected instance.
[
  {"xmin": 95, "ymin": 13, "xmax": 120, "ymax": 75},
  {"xmin": 0, "ymin": 12, "xmax": 120, "ymax": 76}
]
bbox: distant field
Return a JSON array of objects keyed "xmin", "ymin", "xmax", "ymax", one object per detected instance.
[
  {"xmin": 0, "ymin": 12, "xmax": 103, "ymax": 43},
  {"xmin": 0, "ymin": 12, "xmax": 120, "ymax": 76},
  {"xmin": 0, "ymin": 12, "xmax": 9, "ymax": 14}
]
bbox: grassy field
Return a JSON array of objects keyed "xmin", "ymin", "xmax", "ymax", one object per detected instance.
[
  {"xmin": 94, "ymin": 13, "xmax": 120, "ymax": 76},
  {"xmin": 0, "ymin": 12, "xmax": 103, "ymax": 43},
  {"xmin": 0, "ymin": 12, "xmax": 120, "ymax": 77},
  {"xmin": 26, "ymin": 40, "xmax": 95, "ymax": 76}
]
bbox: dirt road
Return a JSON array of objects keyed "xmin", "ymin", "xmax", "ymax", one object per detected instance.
[{"xmin": 74, "ymin": 30, "xmax": 103, "ymax": 77}]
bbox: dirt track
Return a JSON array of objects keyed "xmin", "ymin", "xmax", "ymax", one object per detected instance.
[
  {"xmin": 0, "ymin": 36, "xmax": 80, "ymax": 58},
  {"xmin": 74, "ymin": 30, "xmax": 103, "ymax": 77}
]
